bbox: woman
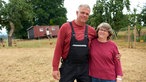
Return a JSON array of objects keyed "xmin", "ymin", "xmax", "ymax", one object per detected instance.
[{"xmin": 89, "ymin": 22, "xmax": 123, "ymax": 82}]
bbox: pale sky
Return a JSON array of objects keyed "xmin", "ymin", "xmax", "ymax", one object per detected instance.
[{"xmin": 0, "ymin": 0, "xmax": 146, "ymax": 35}]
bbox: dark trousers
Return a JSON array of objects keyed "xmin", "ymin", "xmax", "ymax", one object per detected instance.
[
  {"xmin": 91, "ymin": 77, "xmax": 116, "ymax": 82},
  {"xmin": 59, "ymin": 62, "xmax": 91, "ymax": 82}
]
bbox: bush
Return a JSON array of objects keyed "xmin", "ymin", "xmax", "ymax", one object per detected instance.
[{"xmin": 136, "ymin": 35, "xmax": 146, "ymax": 42}]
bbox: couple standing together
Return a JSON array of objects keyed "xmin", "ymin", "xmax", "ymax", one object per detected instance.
[{"xmin": 52, "ymin": 4, "xmax": 123, "ymax": 82}]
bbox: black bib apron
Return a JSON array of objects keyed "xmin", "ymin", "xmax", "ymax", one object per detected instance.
[{"xmin": 59, "ymin": 22, "xmax": 91, "ymax": 82}]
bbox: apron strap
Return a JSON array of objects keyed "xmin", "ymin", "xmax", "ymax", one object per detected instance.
[
  {"xmin": 69, "ymin": 22, "xmax": 88, "ymax": 38},
  {"xmin": 69, "ymin": 22, "xmax": 75, "ymax": 37}
]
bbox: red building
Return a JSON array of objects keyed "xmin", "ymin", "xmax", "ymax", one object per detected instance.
[{"xmin": 27, "ymin": 25, "xmax": 59, "ymax": 39}]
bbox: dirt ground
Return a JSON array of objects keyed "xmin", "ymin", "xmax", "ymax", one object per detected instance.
[{"xmin": 0, "ymin": 42, "xmax": 146, "ymax": 82}]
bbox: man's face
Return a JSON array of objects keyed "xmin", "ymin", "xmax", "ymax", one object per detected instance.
[{"xmin": 76, "ymin": 7, "xmax": 90, "ymax": 23}]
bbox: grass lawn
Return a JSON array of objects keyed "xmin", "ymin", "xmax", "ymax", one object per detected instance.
[{"xmin": 0, "ymin": 38, "xmax": 146, "ymax": 82}]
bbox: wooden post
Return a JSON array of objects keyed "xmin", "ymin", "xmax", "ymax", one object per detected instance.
[
  {"xmin": 128, "ymin": 26, "xmax": 131, "ymax": 48},
  {"xmin": 133, "ymin": 25, "xmax": 136, "ymax": 48}
]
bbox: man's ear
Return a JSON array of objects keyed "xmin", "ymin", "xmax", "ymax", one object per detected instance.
[{"xmin": 76, "ymin": 11, "xmax": 78, "ymax": 15}]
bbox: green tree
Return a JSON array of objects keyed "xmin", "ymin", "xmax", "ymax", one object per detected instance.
[
  {"xmin": 29, "ymin": 0, "xmax": 67, "ymax": 26},
  {"xmin": 141, "ymin": 4, "xmax": 146, "ymax": 26},
  {"xmin": 14, "ymin": 20, "xmax": 32, "ymax": 39},
  {"xmin": 127, "ymin": 7, "xmax": 143, "ymax": 40},
  {"xmin": 1, "ymin": 0, "xmax": 67, "ymax": 40},
  {"xmin": 87, "ymin": 0, "xmax": 104, "ymax": 28},
  {"xmin": 0, "ymin": 0, "xmax": 34, "ymax": 46},
  {"xmin": 0, "ymin": 0, "xmax": 6, "ymax": 29},
  {"xmin": 87, "ymin": 0, "xmax": 130, "ymax": 36},
  {"xmin": 133, "ymin": 8, "xmax": 143, "ymax": 38}
]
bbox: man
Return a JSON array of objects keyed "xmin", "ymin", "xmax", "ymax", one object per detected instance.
[
  {"xmin": 46, "ymin": 28, "xmax": 52, "ymax": 39},
  {"xmin": 52, "ymin": 4, "xmax": 96, "ymax": 82}
]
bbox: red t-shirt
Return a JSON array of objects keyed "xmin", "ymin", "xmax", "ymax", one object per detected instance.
[
  {"xmin": 52, "ymin": 20, "xmax": 96, "ymax": 71},
  {"xmin": 89, "ymin": 39, "xmax": 123, "ymax": 80}
]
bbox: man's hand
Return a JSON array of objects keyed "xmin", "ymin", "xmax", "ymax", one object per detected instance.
[
  {"xmin": 116, "ymin": 54, "xmax": 121, "ymax": 59},
  {"xmin": 52, "ymin": 70, "xmax": 60, "ymax": 80}
]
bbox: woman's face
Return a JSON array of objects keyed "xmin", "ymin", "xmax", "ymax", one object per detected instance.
[{"xmin": 98, "ymin": 28, "xmax": 109, "ymax": 39}]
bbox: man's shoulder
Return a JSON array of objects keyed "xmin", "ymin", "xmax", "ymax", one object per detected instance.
[
  {"xmin": 86, "ymin": 25, "xmax": 94, "ymax": 29},
  {"xmin": 60, "ymin": 22, "xmax": 70, "ymax": 28},
  {"xmin": 87, "ymin": 25, "xmax": 96, "ymax": 32},
  {"xmin": 62, "ymin": 22, "xmax": 69, "ymax": 26},
  {"xmin": 59, "ymin": 22, "xmax": 72, "ymax": 32}
]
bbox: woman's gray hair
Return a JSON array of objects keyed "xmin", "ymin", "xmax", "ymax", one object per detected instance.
[{"xmin": 96, "ymin": 22, "xmax": 113, "ymax": 40}]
